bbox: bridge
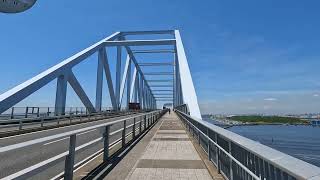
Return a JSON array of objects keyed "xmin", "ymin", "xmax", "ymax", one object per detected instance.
[{"xmin": 0, "ymin": 30, "xmax": 319, "ymax": 180}]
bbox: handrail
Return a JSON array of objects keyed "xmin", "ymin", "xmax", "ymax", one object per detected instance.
[
  {"xmin": 0, "ymin": 110, "xmax": 159, "ymax": 153},
  {"xmin": 0, "ymin": 110, "xmax": 136, "ymax": 133},
  {"xmin": 175, "ymin": 108, "xmax": 320, "ymax": 180},
  {"xmin": 0, "ymin": 109, "xmax": 167, "ymax": 180},
  {"xmin": 179, "ymin": 112, "xmax": 260, "ymax": 180}
]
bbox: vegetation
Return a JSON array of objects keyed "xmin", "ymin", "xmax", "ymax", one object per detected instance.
[{"xmin": 228, "ymin": 115, "xmax": 308, "ymax": 124}]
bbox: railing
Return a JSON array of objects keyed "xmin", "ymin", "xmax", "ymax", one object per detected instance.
[
  {"xmin": 174, "ymin": 106, "xmax": 320, "ymax": 180},
  {"xmin": 0, "ymin": 109, "xmax": 168, "ymax": 180},
  {"xmin": 0, "ymin": 108, "xmax": 140, "ymax": 133},
  {"xmin": 0, "ymin": 106, "xmax": 114, "ymax": 120}
]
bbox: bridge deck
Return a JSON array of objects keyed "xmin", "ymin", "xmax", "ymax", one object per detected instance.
[{"xmin": 125, "ymin": 112, "xmax": 213, "ymax": 180}]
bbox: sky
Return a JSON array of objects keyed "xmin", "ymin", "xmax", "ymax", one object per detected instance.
[{"xmin": 1, "ymin": 0, "xmax": 320, "ymax": 115}]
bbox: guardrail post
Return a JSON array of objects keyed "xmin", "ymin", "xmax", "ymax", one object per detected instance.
[
  {"xmin": 197, "ymin": 125, "xmax": 200, "ymax": 144},
  {"xmin": 64, "ymin": 134, "xmax": 76, "ymax": 180},
  {"xmin": 216, "ymin": 134, "xmax": 221, "ymax": 174},
  {"xmin": 69, "ymin": 113, "xmax": 72, "ymax": 124},
  {"xmin": 139, "ymin": 119, "xmax": 142, "ymax": 134},
  {"xmin": 144, "ymin": 115, "xmax": 147, "ymax": 130},
  {"xmin": 19, "ymin": 119, "xmax": 23, "ymax": 130},
  {"xmin": 122, "ymin": 120, "xmax": 126, "ymax": 147},
  {"xmin": 10, "ymin": 107, "xmax": 14, "ymax": 119},
  {"xmin": 133, "ymin": 118, "xmax": 136, "ymax": 138},
  {"xmin": 103, "ymin": 126, "xmax": 110, "ymax": 162},
  {"xmin": 207, "ymin": 128, "xmax": 211, "ymax": 161},
  {"xmin": 37, "ymin": 107, "xmax": 40, "ymax": 117},
  {"xmin": 25, "ymin": 107, "xmax": 28, "ymax": 118},
  {"xmin": 229, "ymin": 141, "xmax": 234, "ymax": 180},
  {"xmin": 41, "ymin": 117, "xmax": 44, "ymax": 127}
]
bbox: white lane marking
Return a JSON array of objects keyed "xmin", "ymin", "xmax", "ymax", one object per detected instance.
[
  {"xmin": 43, "ymin": 129, "xmax": 97, "ymax": 146},
  {"xmin": 78, "ymin": 129, "xmax": 96, "ymax": 136},
  {"xmin": 43, "ymin": 137, "xmax": 69, "ymax": 146}
]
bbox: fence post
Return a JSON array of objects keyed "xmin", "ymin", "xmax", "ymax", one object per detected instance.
[
  {"xmin": 207, "ymin": 128, "xmax": 211, "ymax": 161},
  {"xmin": 229, "ymin": 141, "xmax": 234, "ymax": 180},
  {"xmin": 122, "ymin": 120, "xmax": 126, "ymax": 147},
  {"xmin": 37, "ymin": 107, "xmax": 40, "ymax": 117},
  {"xmin": 216, "ymin": 134, "xmax": 221, "ymax": 174},
  {"xmin": 41, "ymin": 117, "xmax": 44, "ymax": 127},
  {"xmin": 139, "ymin": 120, "xmax": 142, "ymax": 134},
  {"xmin": 103, "ymin": 126, "xmax": 110, "ymax": 162},
  {"xmin": 10, "ymin": 107, "xmax": 14, "ymax": 119},
  {"xmin": 144, "ymin": 115, "xmax": 147, "ymax": 130},
  {"xmin": 25, "ymin": 107, "xmax": 28, "ymax": 118},
  {"xmin": 198, "ymin": 127, "xmax": 201, "ymax": 144},
  {"xmin": 133, "ymin": 118, "xmax": 136, "ymax": 138},
  {"xmin": 19, "ymin": 119, "xmax": 23, "ymax": 130},
  {"xmin": 64, "ymin": 134, "xmax": 76, "ymax": 180}
]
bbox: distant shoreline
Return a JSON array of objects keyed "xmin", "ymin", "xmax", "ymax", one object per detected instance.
[
  {"xmin": 228, "ymin": 115, "xmax": 309, "ymax": 125},
  {"xmin": 204, "ymin": 115, "xmax": 312, "ymax": 126}
]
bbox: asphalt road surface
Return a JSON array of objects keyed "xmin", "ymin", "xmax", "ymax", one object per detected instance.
[{"xmin": 0, "ymin": 112, "xmax": 148, "ymax": 179}]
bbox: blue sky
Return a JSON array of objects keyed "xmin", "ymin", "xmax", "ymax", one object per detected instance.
[{"xmin": 1, "ymin": 0, "xmax": 320, "ymax": 114}]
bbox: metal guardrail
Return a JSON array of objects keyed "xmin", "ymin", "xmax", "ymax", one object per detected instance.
[
  {"xmin": 0, "ymin": 106, "xmax": 114, "ymax": 120},
  {"xmin": 0, "ymin": 109, "xmax": 138, "ymax": 133},
  {"xmin": 0, "ymin": 109, "xmax": 168, "ymax": 180},
  {"xmin": 174, "ymin": 107, "xmax": 320, "ymax": 180}
]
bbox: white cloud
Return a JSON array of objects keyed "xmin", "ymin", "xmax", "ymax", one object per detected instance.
[
  {"xmin": 313, "ymin": 94, "xmax": 319, "ymax": 97},
  {"xmin": 264, "ymin": 98, "xmax": 277, "ymax": 101}
]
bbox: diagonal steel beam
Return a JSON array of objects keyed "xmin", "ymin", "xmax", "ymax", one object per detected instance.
[
  {"xmin": 99, "ymin": 48, "xmax": 117, "ymax": 110},
  {"xmin": 119, "ymin": 55, "xmax": 131, "ymax": 107},
  {"xmin": 0, "ymin": 32, "xmax": 120, "ymax": 114},
  {"xmin": 123, "ymin": 46, "xmax": 155, "ymax": 99},
  {"xmin": 129, "ymin": 68, "xmax": 137, "ymax": 102},
  {"xmin": 174, "ymin": 30, "xmax": 201, "ymax": 119},
  {"xmin": 67, "ymin": 72, "xmax": 95, "ymax": 113}
]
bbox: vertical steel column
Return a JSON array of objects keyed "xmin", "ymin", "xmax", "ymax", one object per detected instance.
[
  {"xmin": 55, "ymin": 74, "xmax": 68, "ymax": 115},
  {"xmin": 64, "ymin": 134, "xmax": 76, "ymax": 180},
  {"xmin": 116, "ymin": 45, "xmax": 122, "ymax": 110},
  {"xmin": 134, "ymin": 73, "xmax": 138, "ymax": 103},
  {"xmin": 138, "ymin": 74, "xmax": 142, "ymax": 108},
  {"xmin": 127, "ymin": 57, "xmax": 131, "ymax": 109},
  {"xmin": 95, "ymin": 53, "xmax": 103, "ymax": 112}
]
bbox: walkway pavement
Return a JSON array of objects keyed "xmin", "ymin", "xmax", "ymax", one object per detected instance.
[{"xmin": 125, "ymin": 112, "xmax": 213, "ymax": 180}]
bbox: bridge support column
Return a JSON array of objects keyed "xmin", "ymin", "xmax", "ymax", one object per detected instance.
[
  {"xmin": 55, "ymin": 74, "xmax": 68, "ymax": 115},
  {"xmin": 115, "ymin": 45, "xmax": 122, "ymax": 111},
  {"xmin": 95, "ymin": 53, "xmax": 103, "ymax": 112}
]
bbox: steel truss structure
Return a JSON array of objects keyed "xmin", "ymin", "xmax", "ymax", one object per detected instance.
[{"xmin": 0, "ymin": 30, "xmax": 202, "ymax": 119}]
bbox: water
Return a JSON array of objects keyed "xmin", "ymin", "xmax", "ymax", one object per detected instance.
[{"xmin": 204, "ymin": 118, "xmax": 320, "ymax": 167}]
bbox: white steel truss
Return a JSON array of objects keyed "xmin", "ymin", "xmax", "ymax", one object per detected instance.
[{"xmin": 0, "ymin": 30, "xmax": 201, "ymax": 119}]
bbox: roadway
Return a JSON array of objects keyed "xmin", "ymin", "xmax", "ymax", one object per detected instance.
[{"xmin": 0, "ymin": 112, "xmax": 146, "ymax": 179}]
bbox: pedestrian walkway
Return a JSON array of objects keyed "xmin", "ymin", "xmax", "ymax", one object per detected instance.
[{"xmin": 125, "ymin": 112, "xmax": 213, "ymax": 180}]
